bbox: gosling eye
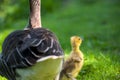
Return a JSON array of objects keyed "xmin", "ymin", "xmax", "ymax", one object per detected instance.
[{"xmin": 78, "ymin": 38, "xmax": 80, "ymax": 40}]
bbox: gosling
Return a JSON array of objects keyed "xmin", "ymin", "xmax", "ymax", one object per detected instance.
[{"xmin": 60, "ymin": 36, "xmax": 84, "ymax": 80}]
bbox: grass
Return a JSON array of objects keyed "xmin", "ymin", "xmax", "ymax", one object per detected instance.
[
  {"xmin": 77, "ymin": 51, "xmax": 120, "ymax": 80},
  {"xmin": 0, "ymin": 0, "xmax": 120, "ymax": 80},
  {"xmin": 0, "ymin": 76, "xmax": 7, "ymax": 80}
]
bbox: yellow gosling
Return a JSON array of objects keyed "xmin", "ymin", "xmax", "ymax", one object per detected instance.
[{"xmin": 60, "ymin": 36, "xmax": 84, "ymax": 80}]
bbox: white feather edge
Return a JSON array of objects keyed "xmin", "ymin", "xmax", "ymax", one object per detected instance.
[{"xmin": 37, "ymin": 55, "xmax": 64, "ymax": 62}]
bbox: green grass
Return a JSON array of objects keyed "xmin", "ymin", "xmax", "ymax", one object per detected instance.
[
  {"xmin": 0, "ymin": 0, "xmax": 120, "ymax": 80},
  {"xmin": 77, "ymin": 50, "xmax": 120, "ymax": 80},
  {"xmin": 0, "ymin": 76, "xmax": 7, "ymax": 80}
]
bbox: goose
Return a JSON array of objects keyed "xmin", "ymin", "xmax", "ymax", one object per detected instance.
[{"xmin": 0, "ymin": 0, "xmax": 64, "ymax": 80}]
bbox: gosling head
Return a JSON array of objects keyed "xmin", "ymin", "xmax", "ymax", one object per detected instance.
[{"xmin": 70, "ymin": 36, "xmax": 82, "ymax": 48}]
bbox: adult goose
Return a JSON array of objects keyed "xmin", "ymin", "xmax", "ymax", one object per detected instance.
[{"xmin": 0, "ymin": 0, "xmax": 64, "ymax": 80}]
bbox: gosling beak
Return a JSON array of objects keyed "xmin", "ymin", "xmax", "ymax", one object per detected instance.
[{"xmin": 80, "ymin": 36, "xmax": 84, "ymax": 41}]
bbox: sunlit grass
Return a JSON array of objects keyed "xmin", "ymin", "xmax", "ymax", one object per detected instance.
[
  {"xmin": 77, "ymin": 50, "xmax": 120, "ymax": 80},
  {"xmin": 0, "ymin": 76, "xmax": 7, "ymax": 80}
]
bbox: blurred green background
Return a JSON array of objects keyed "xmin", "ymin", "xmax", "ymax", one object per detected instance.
[{"xmin": 0, "ymin": 0, "xmax": 120, "ymax": 80}]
